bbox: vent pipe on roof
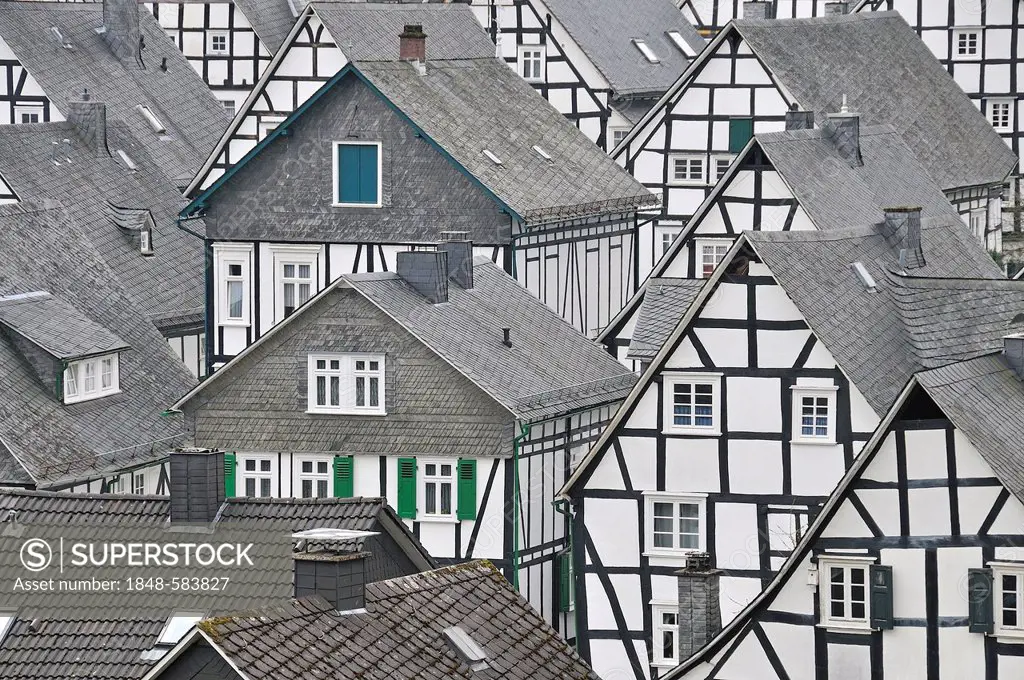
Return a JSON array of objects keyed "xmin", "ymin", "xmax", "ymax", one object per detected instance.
[
  {"xmin": 168, "ymin": 448, "xmax": 226, "ymax": 524},
  {"xmin": 294, "ymin": 548, "xmax": 368, "ymax": 612},
  {"xmin": 400, "ymin": 24, "xmax": 427, "ymax": 75},
  {"xmin": 1006, "ymin": 334, "xmax": 1024, "ymax": 380},
  {"xmin": 101, "ymin": 0, "xmax": 143, "ymax": 65},
  {"xmin": 784, "ymin": 103, "xmax": 814, "ymax": 131},
  {"xmin": 676, "ymin": 552, "xmax": 722, "ymax": 661},
  {"xmin": 742, "ymin": 1, "xmax": 775, "ymax": 19},
  {"xmin": 502, "ymin": 327, "xmax": 512, "ymax": 348},
  {"xmin": 825, "ymin": 95, "xmax": 862, "ymax": 168},
  {"xmin": 882, "ymin": 207, "xmax": 925, "ymax": 270},
  {"xmin": 824, "ymin": 1, "xmax": 850, "ymax": 15},
  {"xmin": 439, "ymin": 233, "xmax": 474, "ymax": 290},
  {"xmin": 66, "ymin": 89, "xmax": 109, "ymax": 157},
  {"xmin": 397, "ymin": 248, "xmax": 449, "ymax": 304}
]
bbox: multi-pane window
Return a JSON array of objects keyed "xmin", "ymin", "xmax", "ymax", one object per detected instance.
[
  {"xmin": 223, "ymin": 262, "xmax": 246, "ymax": 321},
  {"xmin": 610, "ymin": 127, "xmax": 629, "ymax": 149},
  {"xmin": 995, "ymin": 567, "xmax": 1024, "ymax": 635},
  {"xmin": 697, "ymin": 241, "xmax": 730, "ymax": 277},
  {"xmin": 821, "ymin": 561, "xmax": 869, "ymax": 627},
  {"xmin": 133, "ymin": 472, "xmax": 145, "ymax": 495},
  {"xmin": 209, "ymin": 31, "xmax": 229, "ymax": 54},
  {"xmin": 281, "ymin": 263, "xmax": 312, "ymax": 317},
  {"xmin": 664, "ymin": 376, "xmax": 719, "ymax": 434},
  {"xmin": 64, "ymin": 354, "xmax": 120, "ymax": 404},
  {"xmin": 791, "ymin": 387, "xmax": 837, "ymax": 443},
  {"xmin": 241, "ymin": 458, "xmax": 273, "ymax": 497},
  {"xmin": 222, "ymin": 100, "xmax": 236, "ymax": 117},
  {"xmin": 801, "ymin": 395, "xmax": 829, "ymax": 437},
  {"xmin": 518, "ymin": 46, "xmax": 544, "ymax": 81},
  {"xmin": 987, "ymin": 100, "xmax": 1012, "ymax": 131},
  {"xmin": 423, "ymin": 462, "xmax": 454, "ymax": 517},
  {"xmin": 298, "ymin": 459, "xmax": 330, "ymax": 498},
  {"xmin": 954, "ymin": 29, "xmax": 980, "ymax": 58},
  {"xmin": 714, "ymin": 155, "xmax": 733, "ymax": 182},
  {"xmin": 652, "ymin": 605, "xmax": 679, "ymax": 665},
  {"xmin": 14, "ymin": 106, "xmax": 42, "ymax": 124},
  {"xmin": 660, "ymin": 229, "xmax": 680, "ymax": 256},
  {"xmin": 670, "ymin": 155, "xmax": 705, "ymax": 184},
  {"xmin": 308, "ymin": 354, "xmax": 385, "ymax": 415},
  {"xmin": 646, "ymin": 494, "xmax": 705, "ymax": 555}
]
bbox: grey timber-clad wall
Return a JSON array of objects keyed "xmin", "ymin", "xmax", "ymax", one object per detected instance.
[
  {"xmin": 182, "ymin": 287, "xmax": 514, "ymax": 455},
  {"xmin": 203, "ymin": 75, "xmax": 510, "ymax": 245}
]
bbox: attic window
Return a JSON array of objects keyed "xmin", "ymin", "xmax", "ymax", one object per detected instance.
[
  {"xmin": 136, "ymin": 105, "xmax": 166, "ymax": 134},
  {"xmin": 532, "ymin": 145, "xmax": 552, "ymax": 161},
  {"xmin": 632, "ymin": 39, "xmax": 660, "ymax": 64},
  {"xmin": 482, "ymin": 149, "xmax": 503, "ymax": 166},
  {"xmin": 442, "ymin": 626, "xmax": 489, "ymax": 672},
  {"xmin": 116, "ymin": 149, "xmax": 137, "ymax": 171},
  {"xmin": 0, "ymin": 612, "xmax": 14, "ymax": 646},
  {"xmin": 851, "ymin": 261, "xmax": 876, "ymax": 291},
  {"xmin": 667, "ymin": 31, "xmax": 697, "ymax": 57},
  {"xmin": 156, "ymin": 612, "xmax": 204, "ymax": 647},
  {"xmin": 140, "ymin": 224, "xmax": 154, "ymax": 256},
  {"xmin": 63, "ymin": 353, "xmax": 121, "ymax": 404}
]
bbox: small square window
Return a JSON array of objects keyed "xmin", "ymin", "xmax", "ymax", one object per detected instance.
[
  {"xmin": 987, "ymin": 100, "xmax": 1013, "ymax": 131},
  {"xmin": 209, "ymin": 31, "xmax": 229, "ymax": 54},
  {"xmin": 333, "ymin": 142, "xmax": 382, "ymax": 207},
  {"xmin": 658, "ymin": 228, "xmax": 681, "ymax": 257},
  {"xmin": 664, "ymin": 375, "xmax": 720, "ymax": 434},
  {"xmin": 644, "ymin": 493, "xmax": 706, "ymax": 556},
  {"xmin": 222, "ymin": 100, "xmax": 236, "ymax": 117},
  {"xmin": 609, "ymin": 127, "xmax": 630, "ymax": 150},
  {"xmin": 669, "ymin": 155, "xmax": 705, "ymax": 185},
  {"xmin": 954, "ymin": 28, "xmax": 981, "ymax": 59},
  {"xmin": 713, "ymin": 155, "xmax": 733, "ymax": 182},
  {"xmin": 791, "ymin": 386, "xmax": 838, "ymax": 444},
  {"xmin": 695, "ymin": 240, "xmax": 730, "ymax": 278},
  {"xmin": 818, "ymin": 558, "xmax": 873, "ymax": 630},
  {"xmin": 517, "ymin": 45, "xmax": 545, "ymax": 82}
]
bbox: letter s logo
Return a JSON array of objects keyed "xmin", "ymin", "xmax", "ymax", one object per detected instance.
[{"xmin": 20, "ymin": 538, "xmax": 52, "ymax": 572}]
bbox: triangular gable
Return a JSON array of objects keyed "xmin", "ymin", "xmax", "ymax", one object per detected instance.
[{"xmin": 0, "ymin": 168, "xmax": 19, "ymax": 205}]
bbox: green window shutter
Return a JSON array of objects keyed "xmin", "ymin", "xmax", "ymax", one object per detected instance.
[
  {"xmin": 968, "ymin": 568, "xmax": 994, "ymax": 633},
  {"xmin": 456, "ymin": 459, "xmax": 477, "ymax": 520},
  {"xmin": 559, "ymin": 551, "xmax": 573, "ymax": 612},
  {"xmin": 337, "ymin": 144, "xmax": 379, "ymax": 204},
  {"xmin": 358, "ymin": 144, "xmax": 379, "ymax": 204},
  {"xmin": 223, "ymin": 452, "xmax": 236, "ymax": 498},
  {"xmin": 397, "ymin": 457, "xmax": 417, "ymax": 519},
  {"xmin": 869, "ymin": 564, "xmax": 894, "ymax": 630},
  {"xmin": 728, "ymin": 117, "xmax": 754, "ymax": 153},
  {"xmin": 333, "ymin": 455, "xmax": 354, "ymax": 498}
]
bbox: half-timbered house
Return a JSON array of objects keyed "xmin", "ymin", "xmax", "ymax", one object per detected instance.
[
  {"xmin": 614, "ymin": 11, "xmax": 1017, "ymax": 265},
  {"xmin": 0, "ymin": 201, "xmax": 195, "ymax": 494},
  {"xmin": 559, "ymin": 214, "xmax": 1014, "ymax": 679},
  {"xmin": 182, "ymin": 1, "xmax": 657, "ymax": 365},
  {"xmin": 469, "ymin": 0, "xmax": 706, "ymax": 151},
  {"xmin": 0, "ymin": 94, "xmax": 207, "ymax": 377},
  {"xmin": 680, "ymin": 0, "xmax": 858, "ymax": 34},
  {"xmin": 601, "ymin": 116, "xmax": 985, "ymax": 366},
  {"xmin": 170, "ymin": 245, "xmax": 636, "ymax": 635},
  {"xmin": 667, "ymin": 331, "xmax": 1024, "ymax": 680},
  {"xmin": 0, "ymin": 0, "xmax": 228, "ymax": 185}
]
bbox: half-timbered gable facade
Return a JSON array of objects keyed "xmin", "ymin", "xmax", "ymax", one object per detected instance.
[
  {"xmin": 680, "ymin": 0, "xmax": 861, "ymax": 34},
  {"xmin": 601, "ymin": 120, "xmax": 978, "ymax": 366},
  {"xmin": 560, "ymin": 216, "xmax": 1009, "ymax": 680},
  {"xmin": 614, "ymin": 11, "xmax": 1017, "ymax": 257},
  {"xmin": 0, "ymin": 202, "xmax": 195, "ymax": 494},
  {"xmin": 171, "ymin": 249, "xmax": 636, "ymax": 635},
  {"xmin": 183, "ymin": 2, "xmax": 657, "ymax": 366},
  {"xmin": 668, "ymin": 334, "xmax": 1024, "ymax": 680},
  {"xmin": 469, "ymin": 0, "xmax": 706, "ymax": 152},
  {"xmin": 0, "ymin": 0, "xmax": 228, "ymax": 186},
  {"xmin": 0, "ymin": 97, "xmax": 208, "ymax": 377}
]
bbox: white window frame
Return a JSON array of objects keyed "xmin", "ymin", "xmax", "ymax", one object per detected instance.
[
  {"xmin": 668, "ymin": 154, "xmax": 706, "ymax": 186},
  {"xmin": 666, "ymin": 30, "xmax": 697, "ymax": 57},
  {"xmin": 632, "ymin": 39, "xmax": 660, "ymax": 63},
  {"xmin": 419, "ymin": 459, "xmax": 456, "ymax": 520},
  {"xmin": 986, "ymin": 99, "xmax": 1013, "ymax": 132},
  {"xmin": 221, "ymin": 99, "xmax": 236, "ymax": 117},
  {"xmin": 817, "ymin": 556, "xmax": 874, "ymax": 631},
  {"xmin": 644, "ymin": 492, "xmax": 707, "ymax": 557},
  {"xmin": 609, "ymin": 126, "xmax": 630, "ymax": 150},
  {"xmin": 157, "ymin": 613, "xmax": 205, "ymax": 647},
  {"xmin": 766, "ymin": 505, "xmax": 811, "ymax": 553},
  {"xmin": 993, "ymin": 562, "xmax": 1024, "ymax": 639},
  {"xmin": 239, "ymin": 456, "xmax": 275, "ymax": 497},
  {"xmin": 657, "ymin": 226, "xmax": 681, "ymax": 257},
  {"xmin": 63, "ymin": 353, "xmax": 120, "ymax": 404},
  {"xmin": 257, "ymin": 115, "xmax": 285, "ymax": 141},
  {"xmin": 694, "ymin": 238, "xmax": 731, "ymax": 278},
  {"xmin": 651, "ymin": 602, "xmax": 680, "ymax": 666},
  {"xmin": 516, "ymin": 45, "xmax": 545, "ymax": 82},
  {"xmin": 970, "ymin": 207, "xmax": 987, "ymax": 241},
  {"xmin": 132, "ymin": 471, "xmax": 146, "ymax": 495},
  {"xmin": 270, "ymin": 245, "xmax": 320, "ymax": 322},
  {"xmin": 712, "ymin": 154, "xmax": 734, "ymax": 182},
  {"xmin": 791, "ymin": 386, "xmax": 838, "ymax": 444},
  {"xmin": 214, "ymin": 245, "xmax": 252, "ymax": 326},
  {"xmin": 953, "ymin": 27, "xmax": 982, "ymax": 60},
  {"xmin": 296, "ymin": 457, "xmax": 331, "ymax": 498},
  {"xmin": 663, "ymin": 373, "xmax": 721, "ymax": 435},
  {"xmin": 208, "ymin": 30, "xmax": 230, "ymax": 55},
  {"xmin": 307, "ymin": 353, "xmax": 386, "ymax": 416},
  {"xmin": 331, "ymin": 140, "xmax": 383, "ymax": 208},
  {"xmin": 13, "ymin": 105, "xmax": 43, "ymax": 124}
]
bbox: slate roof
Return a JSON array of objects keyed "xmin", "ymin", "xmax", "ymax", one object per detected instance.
[
  {"xmin": 0, "ymin": 121, "xmax": 205, "ymax": 331},
  {"xmin": 0, "ymin": 203, "xmax": 195, "ymax": 488},
  {"xmin": 0, "ymin": 292, "xmax": 129, "ymax": 361},
  {"xmin": 0, "ymin": 1, "xmax": 229, "ymax": 186},
  {"xmin": 628, "ymin": 278, "xmax": 705, "ymax": 361},
  {"xmin": 233, "ymin": 0, "xmax": 301, "ymax": 53},
  {"xmin": 344, "ymin": 257, "xmax": 637, "ymax": 420},
  {"xmin": 733, "ymin": 12, "xmax": 1018, "ymax": 189},
  {"xmin": 0, "ymin": 490, "xmax": 433, "ymax": 680},
  {"xmin": 540, "ymin": 0, "xmax": 705, "ymax": 97},
  {"xmin": 196, "ymin": 561, "xmax": 601, "ymax": 680}
]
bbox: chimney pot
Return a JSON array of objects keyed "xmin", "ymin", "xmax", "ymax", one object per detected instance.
[
  {"xmin": 823, "ymin": 1, "xmax": 850, "ymax": 14},
  {"xmin": 168, "ymin": 448, "xmax": 226, "ymax": 524},
  {"xmin": 102, "ymin": 0, "xmax": 143, "ymax": 63},
  {"xmin": 784, "ymin": 104, "xmax": 814, "ymax": 131},
  {"xmin": 396, "ymin": 249, "xmax": 449, "ymax": 304},
  {"xmin": 293, "ymin": 550, "xmax": 368, "ymax": 611},
  {"xmin": 67, "ymin": 93, "xmax": 109, "ymax": 157},
  {"xmin": 399, "ymin": 23, "xmax": 427, "ymax": 65},
  {"xmin": 742, "ymin": 1, "xmax": 774, "ymax": 19},
  {"xmin": 1005, "ymin": 334, "xmax": 1024, "ymax": 379},
  {"xmin": 882, "ymin": 207, "xmax": 925, "ymax": 269},
  {"xmin": 826, "ymin": 97, "xmax": 862, "ymax": 167},
  {"xmin": 676, "ymin": 552, "xmax": 722, "ymax": 659},
  {"xmin": 439, "ymin": 233, "xmax": 474, "ymax": 290}
]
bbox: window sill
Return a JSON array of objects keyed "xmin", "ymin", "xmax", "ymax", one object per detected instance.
[
  {"xmin": 332, "ymin": 202, "xmax": 382, "ymax": 209},
  {"xmin": 643, "ymin": 549, "xmax": 702, "ymax": 560},
  {"xmin": 416, "ymin": 515, "xmax": 459, "ymax": 524},
  {"xmin": 64, "ymin": 388, "xmax": 122, "ymax": 405},
  {"xmin": 816, "ymin": 623, "xmax": 872, "ymax": 634},
  {"xmin": 666, "ymin": 180, "xmax": 707, "ymax": 188},
  {"xmin": 790, "ymin": 439, "xmax": 838, "ymax": 447},
  {"xmin": 218, "ymin": 319, "xmax": 250, "ymax": 328},
  {"xmin": 305, "ymin": 409, "xmax": 387, "ymax": 417},
  {"xmin": 652, "ymin": 661, "xmax": 680, "ymax": 669},
  {"xmin": 663, "ymin": 428, "xmax": 721, "ymax": 437},
  {"xmin": 993, "ymin": 634, "xmax": 1024, "ymax": 644}
]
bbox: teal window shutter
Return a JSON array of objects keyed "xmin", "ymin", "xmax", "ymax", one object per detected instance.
[
  {"xmin": 456, "ymin": 459, "xmax": 477, "ymax": 520},
  {"xmin": 337, "ymin": 143, "xmax": 379, "ymax": 204},
  {"xmin": 728, "ymin": 118, "xmax": 754, "ymax": 153},
  {"xmin": 968, "ymin": 568, "xmax": 994, "ymax": 633},
  {"xmin": 559, "ymin": 551, "xmax": 573, "ymax": 612},
  {"xmin": 869, "ymin": 564, "xmax": 894, "ymax": 630},
  {"xmin": 397, "ymin": 457, "xmax": 417, "ymax": 519},
  {"xmin": 223, "ymin": 452, "xmax": 236, "ymax": 497},
  {"xmin": 333, "ymin": 455, "xmax": 354, "ymax": 498}
]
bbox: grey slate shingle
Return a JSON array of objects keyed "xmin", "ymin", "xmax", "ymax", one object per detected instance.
[
  {"xmin": 232, "ymin": 0, "xmax": 300, "ymax": 53},
  {"xmin": 0, "ymin": 292, "xmax": 129, "ymax": 361},
  {"xmin": 628, "ymin": 278, "xmax": 705, "ymax": 361}
]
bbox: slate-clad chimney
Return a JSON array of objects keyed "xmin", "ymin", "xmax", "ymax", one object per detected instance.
[
  {"xmin": 397, "ymin": 248, "xmax": 449, "ymax": 304},
  {"xmin": 826, "ymin": 97, "xmax": 862, "ymax": 167},
  {"xmin": 67, "ymin": 90, "xmax": 109, "ymax": 157},
  {"xmin": 676, "ymin": 552, "xmax": 722, "ymax": 660},
  {"xmin": 1006, "ymin": 334, "xmax": 1024, "ymax": 379},
  {"xmin": 882, "ymin": 207, "xmax": 925, "ymax": 270},
  {"xmin": 784, "ymin": 104, "xmax": 814, "ymax": 131},
  {"xmin": 743, "ymin": 1, "xmax": 774, "ymax": 19},
  {"xmin": 439, "ymin": 233, "xmax": 474, "ymax": 290},
  {"xmin": 824, "ymin": 1, "xmax": 850, "ymax": 14},
  {"xmin": 294, "ymin": 550, "xmax": 368, "ymax": 611},
  {"xmin": 102, "ymin": 0, "xmax": 143, "ymax": 63},
  {"xmin": 168, "ymin": 448, "xmax": 225, "ymax": 523},
  {"xmin": 399, "ymin": 24, "xmax": 427, "ymax": 63}
]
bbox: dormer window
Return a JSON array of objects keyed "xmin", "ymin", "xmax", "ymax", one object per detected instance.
[
  {"xmin": 140, "ymin": 224, "xmax": 154, "ymax": 256},
  {"xmin": 64, "ymin": 353, "xmax": 120, "ymax": 404}
]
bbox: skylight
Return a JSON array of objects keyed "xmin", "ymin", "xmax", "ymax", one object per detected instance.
[
  {"xmin": 532, "ymin": 145, "xmax": 552, "ymax": 161},
  {"xmin": 157, "ymin": 612, "xmax": 204, "ymax": 646},
  {"xmin": 442, "ymin": 626, "xmax": 488, "ymax": 672},
  {"xmin": 667, "ymin": 31, "xmax": 697, "ymax": 57},
  {"xmin": 136, "ymin": 105, "xmax": 166, "ymax": 134},
  {"xmin": 851, "ymin": 261, "xmax": 876, "ymax": 292},
  {"xmin": 632, "ymin": 39, "xmax": 660, "ymax": 64},
  {"xmin": 0, "ymin": 612, "xmax": 15, "ymax": 646},
  {"xmin": 482, "ymin": 149, "xmax": 503, "ymax": 166},
  {"xmin": 116, "ymin": 149, "xmax": 137, "ymax": 171}
]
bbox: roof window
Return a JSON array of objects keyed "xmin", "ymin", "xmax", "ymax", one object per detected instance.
[
  {"xmin": 116, "ymin": 149, "xmax": 137, "ymax": 171},
  {"xmin": 136, "ymin": 105, "xmax": 166, "ymax": 134},
  {"xmin": 632, "ymin": 39, "xmax": 660, "ymax": 63},
  {"xmin": 667, "ymin": 31, "xmax": 697, "ymax": 57},
  {"xmin": 482, "ymin": 149, "xmax": 503, "ymax": 166},
  {"xmin": 442, "ymin": 626, "xmax": 488, "ymax": 672},
  {"xmin": 532, "ymin": 145, "xmax": 552, "ymax": 161},
  {"xmin": 851, "ymin": 261, "xmax": 876, "ymax": 292},
  {"xmin": 156, "ymin": 612, "xmax": 204, "ymax": 647},
  {"xmin": 0, "ymin": 612, "xmax": 14, "ymax": 646}
]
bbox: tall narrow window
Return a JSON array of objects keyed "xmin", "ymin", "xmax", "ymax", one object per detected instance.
[
  {"xmin": 241, "ymin": 458, "xmax": 273, "ymax": 497},
  {"xmin": 133, "ymin": 471, "xmax": 146, "ymax": 495},
  {"xmin": 652, "ymin": 605, "xmax": 679, "ymax": 665},
  {"xmin": 226, "ymin": 263, "xmax": 244, "ymax": 320},
  {"xmin": 333, "ymin": 142, "xmax": 381, "ymax": 207},
  {"xmin": 308, "ymin": 354, "xmax": 386, "ymax": 415},
  {"xmin": 298, "ymin": 459, "xmax": 330, "ymax": 498},
  {"xmin": 517, "ymin": 46, "xmax": 544, "ymax": 81},
  {"xmin": 422, "ymin": 461, "xmax": 454, "ymax": 517},
  {"xmin": 353, "ymin": 358, "xmax": 380, "ymax": 409},
  {"xmin": 281, "ymin": 263, "xmax": 312, "ymax": 317},
  {"xmin": 792, "ymin": 386, "xmax": 837, "ymax": 443},
  {"xmin": 993, "ymin": 564, "xmax": 1024, "ymax": 637}
]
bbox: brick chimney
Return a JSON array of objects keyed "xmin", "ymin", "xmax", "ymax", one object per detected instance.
[
  {"xmin": 294, "ymin": 550, "xmax": 368, "ymax": 611},
  {"xmin": 784, "ymin": 104, "xmax": 814, "ymax": 131},
  {"xmin": 168, "ymin": 448, "xmax": 226, "ymax": 524},
  {"xmin": 826, "ymin": 96, "xmax": 862, "ymax": 167},
  {"xmin": 824, "ymin": 1, "xmax": 850, "ymax": 14},
  {"xmin": 677, "ymin": 552, "xmax": 722, "ymax": 660},
  {"xmin": 400, "ymin": 24, "xmax": 427, "ymax": 73},
  {"xmin": 102, "ymin": 0, "xmax": 143, "ymax": 63},
  {"xmin": 882, "ymin": 207, "xmax": 925, "ymax": 270},
  {"xmin": 743, "ymin": 1, "xmax": 774, "ymax": 19},
  {"xmin": 66, "ymin": 89, "xmax": 109, "ymax": 157},
  {"xmin": 396, "ymin": 248, "xmax": 449, "ymax": 303},
  {"xmin": 439, "ymin": 232, "xmax": 474, "ymax": 290},
  {"xmin": 1006, "ymin": 334, "xmax": 1024, "ymax": 379}
]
